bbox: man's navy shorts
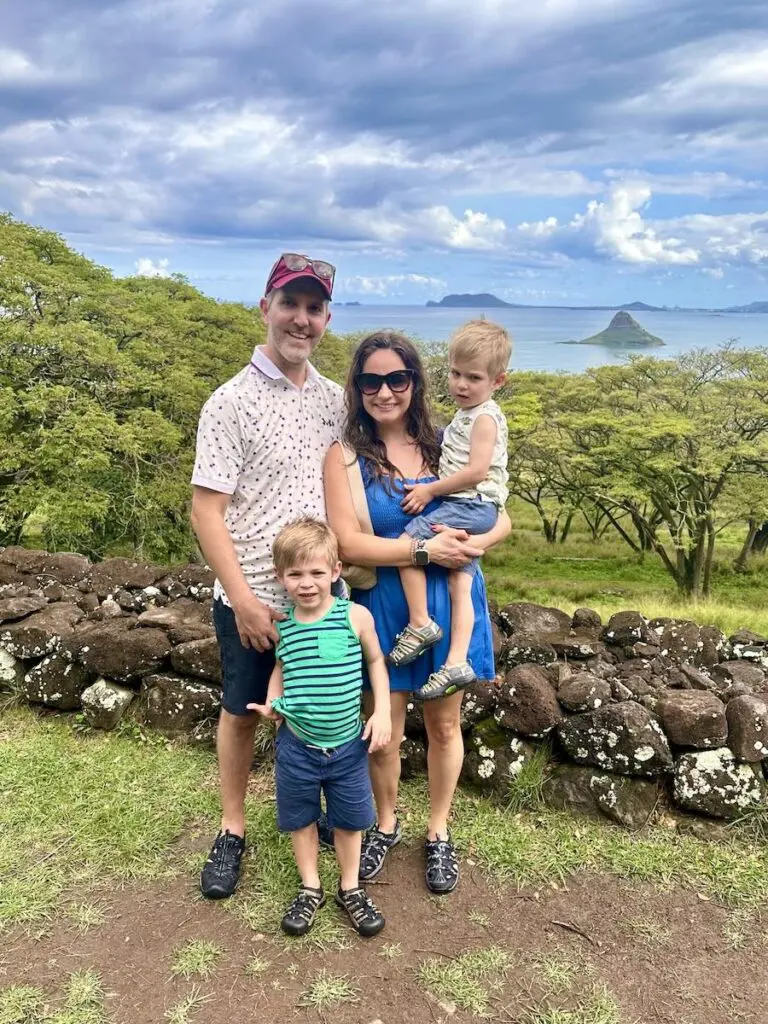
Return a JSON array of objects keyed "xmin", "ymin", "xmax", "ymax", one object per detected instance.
[
  {"xmin": 275, "ymin": 724, "xmax": 376, "ymax": 834},
  {"xmin": 212, "ymin": 599, "xmax": 275, "ymax": 716}
]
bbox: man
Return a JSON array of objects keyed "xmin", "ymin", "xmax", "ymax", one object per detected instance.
[{"xmin": 191, "ymin": 252, "xmax": 480, "ymax": 899}]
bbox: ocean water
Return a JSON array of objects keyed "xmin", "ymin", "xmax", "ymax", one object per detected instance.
[{"xmin": 328, "ymin": 306, "xmax": 768, "ymax": 373}]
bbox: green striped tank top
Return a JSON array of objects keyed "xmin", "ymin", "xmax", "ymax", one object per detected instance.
[{"xmin": 271, "ymin": 597, "xmax": 363, "ymax": 748}]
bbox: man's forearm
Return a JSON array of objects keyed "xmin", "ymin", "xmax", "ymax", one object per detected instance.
[{"xmin": 192, "ymin": 512, "xmax": 254, "ymax": 607}]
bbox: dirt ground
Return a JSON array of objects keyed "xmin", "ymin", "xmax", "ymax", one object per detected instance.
[{"xmin": 4, "ymin": 833, "xmax": 768, "ymax": 1024}]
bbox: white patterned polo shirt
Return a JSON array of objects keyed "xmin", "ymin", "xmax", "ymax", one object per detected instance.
[{"xmin": 191, "ymin": 346, "xmax": 344, "ymax": 611}]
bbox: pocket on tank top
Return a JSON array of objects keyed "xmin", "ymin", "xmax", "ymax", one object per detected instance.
[{"xmin": 316, "ymin": 632, "xmax": 351, "ymax": 662}]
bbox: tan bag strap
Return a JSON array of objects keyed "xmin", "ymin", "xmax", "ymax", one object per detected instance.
[{"xmin": 336, "ymin": 441, "xmax": 373, "ymax": 535}]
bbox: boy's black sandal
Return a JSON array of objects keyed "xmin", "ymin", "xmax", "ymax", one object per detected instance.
[
  {"xmin": 200, "ymin": 829, "xmax": 246, "ymax": 900},
  {"xmin": 281, "ymin": 886, "xmax": 326, "ymax": 936},
  {"xmin": 335, "ymin": 886, "xmax": 385, "ymax": 937},
  {"xmin": 359, "ymin": 818, "xmax": 402, "ymax": 880},
  {"xmin": 424, "ymin": 834, "xmax": 459, "ymax": 894}
]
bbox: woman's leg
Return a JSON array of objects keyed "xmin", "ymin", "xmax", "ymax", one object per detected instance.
[
  {"xmin": 422, "ymin": 690, "xmax": 464, "ymax": 839},
  {"xmin": 363, "ymin": 690, "xmax": 409, "ymax": 833}
]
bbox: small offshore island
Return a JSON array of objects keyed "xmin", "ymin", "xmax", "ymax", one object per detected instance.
[{"xmin": 561, "ymin": 310, "xmax": 665, "ymax": 348}]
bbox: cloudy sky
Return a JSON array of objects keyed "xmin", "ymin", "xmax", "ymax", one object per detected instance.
[{"xmin": 3, "ymin": 0, "xmax": 768, "ymax": 306}]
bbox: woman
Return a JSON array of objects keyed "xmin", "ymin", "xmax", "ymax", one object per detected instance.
[{"xmin": 324, "ymin": 331, "xmax": 510, "ymax": 894}]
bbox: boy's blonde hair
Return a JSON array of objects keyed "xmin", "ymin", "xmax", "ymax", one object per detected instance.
[
  {"xmin": 448, "ymin": 319, "xmax": 512, "ymax": 378},
  {"xmin": 272, "ymin": 517, "xmax": 339, "ymax": 574}
]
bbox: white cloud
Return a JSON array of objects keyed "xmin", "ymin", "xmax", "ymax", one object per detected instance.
[
  {"xmin": 134, "ymin": 257, "xmax": 171, "ymax": 277},
  {"xmin": 340, "ymin": 273, "xmax": 447, "ymax": 296}
]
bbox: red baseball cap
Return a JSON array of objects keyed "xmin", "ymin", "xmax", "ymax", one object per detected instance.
[{"xmin": 265, "ymin": 253, "xmax": 335, "ymax": 300}]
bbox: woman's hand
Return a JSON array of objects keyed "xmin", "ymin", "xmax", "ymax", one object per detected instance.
[
  {"xmin": 401, "ymin": 482, "xmax": 436, "ymax": 514},
  {"xmin": 425, "ymin": 526, "xmax": 483, "ymax": 569}
]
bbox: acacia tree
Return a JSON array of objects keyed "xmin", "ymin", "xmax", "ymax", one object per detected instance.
[{"xmin": 551, "ymin": 348, "xmax": 768, "ymax": 596}]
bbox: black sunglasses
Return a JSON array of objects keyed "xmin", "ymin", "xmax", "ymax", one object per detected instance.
[{"xmin": 355, "ymin": 370, "xmax": 416, "ymax": 396}]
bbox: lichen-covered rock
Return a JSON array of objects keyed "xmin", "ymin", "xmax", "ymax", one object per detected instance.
[
  {"xmin": 698, "ymin": 625, "xmax": 728, "ymax": 667},
  {"xmin": 169, "ymin": 637, "xmax": 222, "ymax": 684},
  {"xmin": 601, "ymin": 611, "xmax": 650, "ymax": 647},
  {"xmin": 141, "ymin": 673, "xmax": 220, "ymax": 734},
  {"xmin": 404, "ymin": 698, "xmax": 425, "ymax": 737},
  {"xmin": 495, "ymin": 664, "xmax": 562, "ymax": 737},
  {"xmin": 678, "ymin": 665, "xmax": 718, "ymax": 692},
  {"xmin": 491, "ymin": 621, "xmax": 503, "ymax": 661},
  {"xmin": 461, "ymin": 717, "xmax": 535, "ymax": 795},
  {"xmin": 501, "ymin": 633, "xmax": 557, "ymax": 670},
  {"xmin": 729, "ymin": 631, "xmax": 768, "ymax": 668},
  {"xmin": 399, "ymin": 736, "xmax": 428, "ymax": 779},
  {"xmin": 66, "ymin": 621, "xmax": 171, "ymax": 682},
  {"xmin": 0, "ymin": 602, "xmax": 84, "ymax": 659},
  {"xmin": 656, "ymin": 691, "xmax": 727, "ymax": 749},
  {"xmin": 557, "ymin": 673, "xmax": 613, "ymax": 712},
  {"xmin": 0, "ymin": 595, "xmax": 48, "ymax": 624},
  {"xmin": 81, "ymin": 678, "xmax": 134, "ymax": 730},
  {"xmin": 712, "ymin": 661, "xmax": 766, "ymax": 690},
  {"xmin": 657, "ymin": 620, "xmax": 711, "ymax": 667},
  {"xmin": 497, "ymin": 602, "xmax": 571, "ymax": 637},
  {"xmin": 89, "ymin": 558, "xmax": 164, "ymax": 599},
  {"xmin": 136, "ymin": 598, "xmax": 211, "ymax": 633},
  {"xmin": 571, "ymin": 608, "xmax": 602, "ymax": 633},
  {"xmin": 22, "ymin": 653, "xmax": 93, "ymax": 710},
  {"xmin": 0, "ymin": 548, "xmax": 91, "ymax": 585},
  {"xmin": 170, "ymin": 564, "xmax": 216, "ymax": 590},
  {"xmin": 544, "ymin": 763, "xmax": 659, "ymax": 830},
  {"xmin": 115, "ymin": 588, "xmax": 142, "ymax": 612},
  {"xmin": 673, "ymin": 748, "xmax": 765, "ymax": 819},
  {"xmin": 726, "ymin": 695, "xmax": 768, "ymax": 762},
  {"xmin": 0, "ymin": 648, "xmax": 22, "ymax": 690},
  {"xmin": 557, "ymin": 701, "xmax": 673, "ymax": 777},
  {"xmin": 550, "ymin": 635, "xmax": 605, "ymax": 660},
  {"xmin": 168, "ymin": 622, "xmax": 216, "ymax": 645},
  {"xmin": 460, "ymin": 679, "xmax": 498, "ymax": 730}
]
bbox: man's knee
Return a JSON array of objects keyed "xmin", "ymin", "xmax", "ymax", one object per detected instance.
[
  {"xmin": 426, "ymin": 714, "xmax": 461, "ymax": 748},
  {"xmin": 218, "ymin": 708, "xmax": 259, "ymax": 743}
]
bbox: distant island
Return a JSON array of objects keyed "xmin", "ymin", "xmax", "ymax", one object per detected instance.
[
  {"xmin": 343, "ymin": 301, "xmax": 361, "ymax": 306},
  {"xmin": 424, "ymin": 293, "xmax": 768, "ymax": 313},
  {"xmin": 560, "ymin": 311, "xmax": 665, "ymax": 348}
]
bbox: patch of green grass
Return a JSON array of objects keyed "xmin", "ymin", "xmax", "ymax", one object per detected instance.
[
  {"xmin": 723, "ymin": 907, "xmax": 755, "ymax": 951},
  {"xmin": 48, "ymin": 970, "xmax": 109, "ymax": 1024},
  {"xmin": 298, "ymin": 971, "xmax": 359, "ymax": 1009},
  {"xmin": 244, "ymin": 954, "xmax": 271, "ymax": 977},
  {"xmin": 416, "ymin": 946, "xmax": 511, "ymax": 1017},
  {"xmin": 163, "ymin": 988, "xmax": 212, "ymax": 1024},
  {"xmin": 0, "ymin": 709, "xmax": 219, "ymax": 928},
  {"xmin": 622, "ymin": 916, "xmax": 672, "ymax": 947},
  {"xmin": 532, "ymin": 953, "xmax": 582, "ymax": 995},
  {"xmin": 728, "ymin": 804, "xmax": 768, "ymax": 844},
  {"xmin": 170, "ymin": 941, "xmax": 223, "ymax": 980},
  {"xmin": 0, "ymin": 984, "xmax": 44, "ymax": 1024},
  {"xmin": 468, "ymin": 910, "xmax": 491, "ymax": 928},
  {"xmin": 67, "ymin": 902, "xmax": 109, "ymax": 935},
  {"xmin": 506, "ymin": 741, "xmax": 552, "ymax": 814},
  {"xmin": 519, "ymin": 984, "xmax": 625, "ymax": 1024},
  {"xmin": 379, "ymin": 942, "xmax": 403, "ymax": 959}
]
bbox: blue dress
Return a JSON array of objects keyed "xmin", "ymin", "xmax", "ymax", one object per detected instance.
[{"xmin": 352, "ymin": 461, "xmax": 495, "ymax": 692}]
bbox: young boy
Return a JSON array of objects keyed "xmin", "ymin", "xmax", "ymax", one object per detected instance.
[
  {"xmin": 388, "ymin": 320, "xmax": 511, "ymax": 701},
  {"xmin": 248, "ymin": 517, "xmax": 391, "ymax": 938}
]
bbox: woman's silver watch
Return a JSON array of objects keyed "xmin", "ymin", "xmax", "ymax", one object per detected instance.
[{"xmin": 411, "ymin": 539, "xmax": 430, "ymax": 567}]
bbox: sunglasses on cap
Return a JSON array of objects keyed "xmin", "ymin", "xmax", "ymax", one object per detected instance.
[
  {"xmin": 281, "ymin": 253, "xmax": 335, "ymax": 281},
  {"xmin": 355, "ymin": 369, "xmax": 416, "ymax": 395}
]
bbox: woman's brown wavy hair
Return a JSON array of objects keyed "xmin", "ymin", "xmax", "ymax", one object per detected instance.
[{"xmin": 342, "ymin": 331, "xmax": 441, "ymax": 483}]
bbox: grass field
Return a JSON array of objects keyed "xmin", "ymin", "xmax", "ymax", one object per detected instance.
[{"xmin": 484, "ymin": 500, "xmax": 768, "ymax": 636}]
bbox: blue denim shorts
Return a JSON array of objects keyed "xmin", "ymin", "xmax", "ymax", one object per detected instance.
[
  {"xmin": 212, "ymin": 599, "xmax": 275, "ymax": 716},
  {"xmin": 405, "ymin": 496, "xmax": 498, "ymax": 573},
  {"xmin": 274, "ymin": 724, "xmax": 375, "ymax": 834}
]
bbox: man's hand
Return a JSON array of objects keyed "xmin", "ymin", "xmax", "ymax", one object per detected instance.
[
  {"xmin": 232, "ymin": 594, "xmax": 286, "ymax": 652},
  {"xmin": 245, "ymin": 700, "xmax": 283, "ymax": 722},
  {"xmin": 424, "ymin": 525, "xmax": 482, "ymax": 569},
  {"xmin": 401, "ymin": 482, "xmax": 436, "ymax": 515},
  {"xmin": 363, "ymin": 711, "xmax": 392, "ymax": 753}
]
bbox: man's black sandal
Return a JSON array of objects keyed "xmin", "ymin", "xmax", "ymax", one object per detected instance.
[
  {"xmin": 359, "ymin": 819, "xmax": 402, "ymax": 881},
  {"xmin": 200, "ymin": 829, "xmax": 246, "ymax": 900}
]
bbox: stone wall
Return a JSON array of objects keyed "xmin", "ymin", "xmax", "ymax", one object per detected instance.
[{"xmin": 2, "ymin": 546, "xmax": 768, "ymax": 828}]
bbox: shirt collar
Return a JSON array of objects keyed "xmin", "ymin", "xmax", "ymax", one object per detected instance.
[{"xmin": 249, "ymin": 346, "xmax": 319, "ymax": 388}]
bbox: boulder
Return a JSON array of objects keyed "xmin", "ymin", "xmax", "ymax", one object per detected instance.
[
  {"xmin": 89, "ymin": 558, "xmax": 164, "ymax": 599},
  {"xmin": 169, "ymin": 637, "xmax": 222, "ymax": 684},
  {"xmin": 22, "ymin": 654, "xmax": 94, "ymax": 710},
  {"xmin": 678, "ymin": 665, "xmax": 718, "ymax": 692},
  {"xmin": 81, "ymin": 678, "xmax": 134, "ymax": 730},
  {"xmin": 557, "ymin": 673, "xmax": 613, "ymax": 713},
  {"xmin": 495, "ymin": 664, "xmax": 562, "ymax": 737},
  {"xmin": 698, "ymin": 625, "xmax": 728, "ymax": 667},
  {"xmin": 726, "ymin": 696, "xmax": 768, "ymax": 762},
  {"xmin": 136, "ymin": 597, "xmax": 211, "ymax": 633},
  {"xmin": 656, "ymin": 691, "xmax": 727, "ymax": 749},
  {"xmin": 168, "ymin": 623, "xmax": 216, "ymax": 644},
  {"xmin": 544, "ymin": 764, "xmax": 660, "ymax": 830},
  {"xmin": 657, "ymin": 620, "xmax": 718, "ymax": 667},
  {"xmin": 673, "ymin": 748, "xmax": 765, "ymax": 819},
  {"xmin": 497, "ymin": 602, "xmax": 571, "ymax": 637},
  {"xmin": 571, "ymin": 607, "xmax": 602, "ymax": 633},
  {"xmin": 0, "ymin": 595, "xmax": 48, "ymax": 624},
  {"xmin": 0, "ymin": 648, "xmax": 23, "ymax": 690},
  {"xmin": 141, "ymin": 673, "xmax": 220, "ymax": 734},
  {"xmin": 712, "ymin": 662, "xmax": 766, "ymax": 690},
  {"xmin": 399, "ymin": 736, "xmax": 428, "ymax": 779},
  {"xmin": 601, "ymin": 611, "xmax": 650, "ymax": 647},
  {"xmin": 549, "ymin": 635, "xmax": 605, "ymax": 660},
  {"xmin": 66, "ymin": 621, "xmax": 171, "ymax": 682},
  {"xmin": 0, "ymin": 548, "xmax": 90, "ymax": 584},
  {"xmin": 460, "ymin": 678, "xmax": 498, "ymax": 731},
  {"xmin": 0, "ymin": 602, "xmax": 84, "ymax": 659},
  {"xmin": 501, "ymin": 633, "xmax": 557, "ymax": 670},
  {"xmin": 557, "ymin": 701, "xmax": 673, "ymax": 777},
  {"xmin": 169, "ymin": 564, "xmax": 216, "ymax": 590},
  {"xmin": 461, "ymin": 717, "xmax": 535, "ymax": 796}
]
